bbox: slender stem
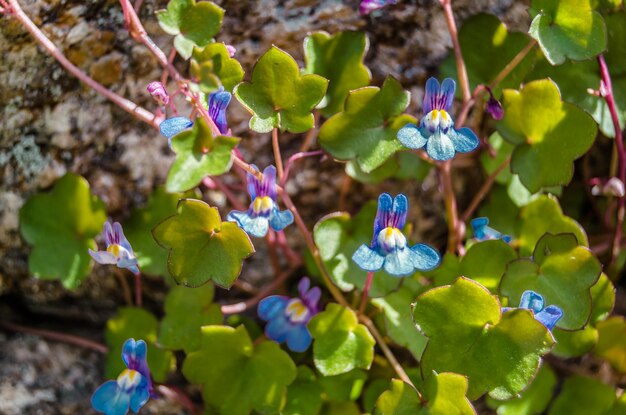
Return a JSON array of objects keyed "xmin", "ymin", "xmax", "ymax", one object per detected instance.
[
  {"xmin": 5, "ymin": 0, "xmax": 159, "ymax": 128},
  {"xmin": 598, "ymin": 54, "xmax": 626, "ymax": 263},
  {"xmin": 300, "ymin": 111, "xmax": 321, "ymax": 152},
  {"xmin": 272, "ymin": 128, "xmax": 284, "ymax": 180},
  {"xmin": 489, "ymin": 40, "xmax": 536, "ymax": 90},
  {"xmin": 440, "ymin": 160, "xmax": 459, "ymax": 253},
  {"xmin": 221, "ymin": 264, "xmax": 300, "ymax": 315},
  {"xmin": 134, "ymin": 271, "xmax": 142, "ymax": 307},
  {"xmin": 0, "ymin": 321, "xmax": 108, "ymax": 353},
  {"xmin": 439, "ymin": 0, "xmax": 470, "ymax": 103},
  {"xmin": 156, "ymin": 385, "xmax": 200, "ymax": 415},
  {"xmin": 358, "ymin": 271, "xmax": 375, "ymax": 315},
  {"xmin": 113, "ymin": 268, "xmax": 133, "ymax": 306},
  {"xmin": 280, "ymin": 150, "xmax": 325, "ymax": 186},
  {"xmin": 461, "ymin": 155, "xmax": 511, "ymax": 223}
]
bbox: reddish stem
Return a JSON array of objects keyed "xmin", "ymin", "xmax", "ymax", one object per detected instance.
[
  {"xmin": 358, "ymin": 271, "xmax": 375, "ymax": 314},
  {"xmin": 461, "ymin": 155, "xmax": 511, "ymax": 223},
  {"xmin": 0, "ymin": 321, "xmax": 108, "ymax": 353},
  {"xmin": 272, "ymin": 128, "xmax": 284, "ymax": 180},
  {"xmin": 156, "ymin": 385, "xmax": 200, "ymax": 414},
  {"xmin": 439, "ymin": 0, "xmax": 471, "ymax": 103},
  {"xmin": 280, "ymin": 150, "xmax": 325, "ymax": 186}
]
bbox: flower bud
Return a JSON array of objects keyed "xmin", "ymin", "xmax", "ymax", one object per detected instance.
[{"xmin": 146, "ymin": 81, "xmax": 169, "ymax": 106}]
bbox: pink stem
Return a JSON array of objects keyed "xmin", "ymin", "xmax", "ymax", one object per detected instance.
[
  {"xmin": 0, "ymin": 321, "xmax": 108, "ymax": 353},
  {"xmin": 272, "ymin": 128, "xmax": 284, "ymax": 180},
  {"xmin": 280, "ymin": 150, "xmax": 325, "ymax": 186},
  {"xmin": 358, "ymin": 271, "xmax": 375, "ymax": 314}
]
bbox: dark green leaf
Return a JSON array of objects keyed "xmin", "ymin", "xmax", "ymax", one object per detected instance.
[
  {"xmin": 284, "ymin": 366, "xmax": 323, "ymax": 415},
  {"xmin": 548, "ymin": 376, "xmax": 621, "ymax": 415},
  {"xmin": 191, "ymin": 43, "xmax": 244, "ymax": 92},
  {"xmin": 487, "ymin": 364, "xmax": 557, "ymax": 415}
]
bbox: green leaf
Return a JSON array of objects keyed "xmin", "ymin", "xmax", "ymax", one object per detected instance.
[
  {"xmin": 318, "ymin": 76, "xmax": 415, "ymax": 173},
  {"xmin": 313, "ymin": 202, "xmax": 404, "ymax": 298},
  {"xmin": 594, "ymin": 316, "xmax": 626, "ymax": 373},
  {"xmin": 309, "ymin": 304, "xmax": 375, "ymax": 376},
  {"xmin": 589, "ymin": 273, "xmax": 616, "ymax": 324},
  {"xmin": 124, "ymin": 187, "xmax": 194, "ymax": 278},
  {"xmin": 234, "ymin": 46, "xmax": 328, "ymax": 133},
  {"xmin": 346, "ymin": 151, "xmax": 432, "ymax": 184},
  {"xmin": 548, "ymin": 376, "xmax": 621, "ymax": 415},
  {"xmin": 487, "ymin": 364, "xmax": 557, "ymax": 415},
  {"xmin": 152, "ymin": 199, "xmax": 254, "ymax": 288},
  {"xmin": 166, "ymin": 118, "xmax": 239, "ymax": 193},
  {"xmin": 303, "ymin": 31, "xmax": 371, "ymax": 117},
  {"xmin": 481, "ymin": 132, "xmax": 515, "ymax": 185},
  {"xmin": 183, "ymin": 325, "xmax": 296, "ymax": 415},
  {"xmin": 158, "ymin": 283, "xmax": 223, "ymax": 352},
  {"xmin": 374, "ymin": 373, "xmax": 476, "ymax": 415},
  {"xmin": 319, "ymin": 369, "xmax": 367, "ymax": 402},
  {"xmin": 460, "ymin": 240, "xmax": 517, "ymax": 292},
  {"xmin": 284, "ymin": 366, "xmax": 323, "ymax": 415},
  {"xmin": 105, "ymin": 307, "xmax": 174, "ymax": 382},
  {"xmin": 372, "ymin": 279, "xmax": 429, "ymax": 360},
  {"xmin": 442, "ymin": 14, "xmax": 536, "ymax": 94},
  {"xmin": 413, "ymin": 278, "xmax": 554, "ymax": 400},
  {"xmin": 497, "ymin": 79, "xmax": 598, "ymax": 193},
  {"xmin": 190, "ymin": 43, "xmax": 244, "ymax": 92},
  {"xmin": 529, "ymin": 0, "xmax": 607, "ymax": 65},
  {"xmin": 516, "ymin": 195, "xmax": 588, "ymax": 256},
  {"xmin": 19, "ymin": 173, "xmax": 106, "ymax": 289},
  {"xmin": 500, "ymin": 233, "xmax": 601, "ymax": 330},
  {"xmin": 156, "ymin": 0, "xmax": 224, "ymax": 59}
]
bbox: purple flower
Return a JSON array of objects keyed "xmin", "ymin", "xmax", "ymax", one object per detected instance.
[
  {"xmin": 503, "ymin": 291, "xmax": 563, "ymax": 331},
  {"xmin": 89, "ymin": 222, "xmax": 139, "ymax": 275},
  {"xmin": 470, "ymin": 217, "xmax": 511, "ymax": 243},
  {"xmin": 208, "ymin": 87, "xmax": 231, "ymax": 135},
  {"xmin": 485, "ymin": 87, "xmax": 504, "ymax": 120},
  {"xmin": 91, "ymin": 339, "xmax": 152, "ymax": 415},
  {"xmin": 359, "ymin": 0, "xmax": 397, "ymax": 15},
  {"xmin": 352, "ymin": 193, "xmax": 440, "ymax": 276},
  {"xmin": 258, "ymin": 277, "xmax": 321, "ymax": 352},
  {"xmin": 227, "ymin": 165, "xmax": 294, "ymax": 238},
  {"xmin": 146, "ymin": 81, "xmax": 169, "ymax": 106},
  {"xmin": 397, "ymin": 77, "xmax": 479, "ymax": 161}
]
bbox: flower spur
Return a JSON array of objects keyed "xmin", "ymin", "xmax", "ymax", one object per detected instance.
[
  {"xmin": 352, "ymin": 193, "xmax": 441, "ymax": 276},
  {"xmin": 397, "ymin": 77, "xmax": 479, "ymax": 161},
  {"xmin": 503, "ymin": 290, "xmax": 563, "ymax": 331},
  {"xmin": 89, "ymin": 221, "xmax": 139, "ymax": 275},
  {"xmin": 258, "ymin": 277, "xmax": 321, "ymax": 352},
  {"xmin": 227, "ymin": 165, "xmax": 294, "ymax": 238}
]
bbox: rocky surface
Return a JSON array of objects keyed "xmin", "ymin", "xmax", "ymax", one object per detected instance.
[{"xmin": 0, "ymin": 0, "xmax": 528, "ymax": 412}]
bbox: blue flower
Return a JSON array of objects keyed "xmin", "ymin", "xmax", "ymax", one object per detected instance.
[
  {"xmin": 227, "ymin": 165, "xmax": 294, "ymax": 238},
  {"xmin": 359, "ymin": 0, "xmax": 397, "ymax": 15},
  {"xmin": 503, "ymin": 290, "xmax": 563, "ymax": 331},
  {"xmin": 352, "ymin": 193, "xmax": 441, "ymax": 276},
  {"xmin": 89, "ymin": 222, "xmax": 139, "ymax": 275},
  {"xmin": 397, "ymin": 77, "xmax": 479, "ymax": 161},
  {"xmin": 258, "ymin": 277, "xmax": 320, "ymax": 352},
  {"xmin": 92, "ymin": 339, "xmax": 153, "ymax": 415},
  {"xmin": 208, "ymin": 87, "xmax": 231, "ymax": 135},
  {"xmin": 159, "ymin": 116, "xmax": 193, "ymax": 147},
  {"xmin": 470, "ymin": 217, "xmax": 511, "ymax": 243}
]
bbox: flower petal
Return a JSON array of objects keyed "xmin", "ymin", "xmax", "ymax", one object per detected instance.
[
  {"xmin": 265, "ymin": 314, "xmax": 291, "ymax": 343},
  {"xmin": 298, "ymin": 277, "xmax": 311, "ymax": 297},
  {"xmin": 520, "ymin": 290, "xmax": 545, "ymax": 314},
  {"xmin": 352, "ymin": 244, "xmax": 385, "ymax": 272},
  {"xmin": 426, "ymin": 130, "xmax": 455, "ymax": 161},
  {"xmin": 423, "ymin": 77, "xmax": 441, "ymax": 114},
  {"xmin": 535, "ymin": 305, "xmax": 563, "ymax": 331},
  {"xmin": 373, "ymin": 193, "xmax": 394, "ymax": 238},
  {"xmin": 159, "ymin": 116, "xmax": 193, "ymax": 139},
  {"xmin": 397, "ymin": 124, "xmax": 428, "ymax": 150},
  {"xmin": 262, "ymin": 165, "xmax": 278, "ymax": 199},
  {"xmin": 227, "ymin": 210, "xmax": 269, "ymax": 238},
  {"xmin": 246, "ymin": 164, "xmax": 261, "ymax": 200},
  {"xmin": 391, "ymin": 194, "xmax": 408, "ymax": 229},
  {"xmin": 89, "ymin": 249, "xmax": 118, "ymax": 265},
  {"xmin": 129, "ymin": 376, "xmax": 150, "ymax": 413},
  {"xmin": 269, "ymin": 207, "xmax": 294, "ymax": 232},
  {"xmin": 382, "ymin": 247, "xmax": 415, "ymax": 276},
  {"xmin": 118, "ymin": 257, "xmax": 140, "ymax": 275},
  {"xmin": 303, "ymin": 287, "xmax": 321, "ymax": 312},
  {"xmin": 470, "ymin": 217, "xmax": 489, "ymax": 240},
  {"xmin": 439, "ymin": 78, "xmax": 456, "ymax": 112},
  {"xmin": 91, "ymin": 380, "xmax": 129, "ymax": 415},
  {"xmin": 409, "ymin": 243, "xmax": 441, "ymax": 271},
  {"xmin": 113, "ymin": 222, "xmax": 133, "ymax": 254},
  {"xmin": 258, "ymin": 296, "xmax": 289, "ymax": 321},
  {"xmin": 208, "ymin": 87, "xmax": 231, "ymax": 135},
  {"xmin": 286, "ymin": 324, "xmax": 312, "ymax": 353},
  {"xmin": 448, "ymin": 127, "xmax": 479, "ymax": 153},
  {"xmin": 104, "ymin": 221, "xmax": 116, "ymax": 246}
]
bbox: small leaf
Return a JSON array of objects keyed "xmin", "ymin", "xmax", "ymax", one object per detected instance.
[
  {"xmin": 156, "ymin": 0, "xmax": 224, "ymax": 59},
  {"xmin": 595, "ymin": 316, "xmax": 626, "ymax": 373},
  {"xmin": 318, "ymin": 369, "xmax": 367, "ymax": 402},
  {"xmin": 487, "ymin": 364, "xmax": 557, "ymax": 415},
  {"xmin": 309, "ymin": 304, "xmax": 375, "ymax": 376},
  {"xmin": 442, "ymin": 14, "xmax": 536, "ymax": 94},
  {"xmin": 19, "ymin": 173, "xmax": 106, "ymax": 289},
  {"xmin": 497, "ymin": 79, "xmax": 598, "ymax": 193},
  {"xmin": 303, "ymin": 31, "xmax": 371, "ymax": 117},
  {"xmin": 500, "ymin": 233, "xmax": 601, "ymax": 330},
  {"xmin": 183, "ymin": 325, "xmax": 297, "ymax": 415},
  {"xmin": 313, "ymin": 202, "xmax": 405, "ymax": 298},
  {"xmin": 166, "ymin": 118, "xmax": 239, "ymax": 193},
  {"xmin": 548, "ymin": 376, "xmax": 621, "ymax": 415},
  {"xmin": 105, "ymin": 307, "xmax": 174, "ymax": 382},
  {"xmin": 413, "ymin": 278, "xmax": 554, "ymax": 400},
  {"xmin": 191, "ymin": 43, "xmax": 244, "ymax": 92},
  {"xmin": 284, "ymin": 366, "xmax": 323, "ymax": 415},
  {"xmin": 460, "ymin": 240, "xmax": 517, "ymax": 292},
  {"xmin": 318, "ymin": 76, "xmax": 415, "ymax": 173},
  {"xmin": 158, "ymin": 283, "xmax": 223, "ymax": 352},
  {"xmin": 529, "ymin": 0, "xmax": 607, "ymax": 65},
  {"xmin": 346, "ymin": 151, "xmax": 432, "ymax": 184},
  {"xmin": 124, "ymin": 187, "xmax": 195, "ymax": 278},
  {"xmin": 374, "ymin": 373, "xmax": 476, "ymax": 415},
  {"xmin": 234, "ymin": 46, "xmax": 328, "ymax": 133},
  {"xmin": 152, "ymin": 199, "xmax": 254, "ymax": 288}
]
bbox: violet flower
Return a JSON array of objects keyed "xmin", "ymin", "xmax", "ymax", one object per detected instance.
[
  {"xmin": 503, "ymin": 290, "xmax": 563, "ymax": 331},
  {"xmin": 258, "ymin": 277, "xmax": 320, "ymax": 352},
  {"xmin": 89, "ymin": 221, "xmax": 139, "ymax": 275},
  {"xmin": 397, "ymin": 77, "xmax": 479, "ymax": 161},
  {"xmin": 352, "ymin": 193, "xmax": 440, "ymax": 276},
  {"xmin": 208, "ymin": 87, "xmax": 231, "ymax": 135},
  {"xmin": 227, "ymin": 165, "xmax": 294, "ymax": 238},
  {"xmin": 146, "ymin": 81, "xmax": 169, "ymax": 106}
]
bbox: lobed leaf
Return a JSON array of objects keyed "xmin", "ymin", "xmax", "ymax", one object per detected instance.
[{"xmin": 191, "ymin": 43, "xmax": 244, "ymax": 92}]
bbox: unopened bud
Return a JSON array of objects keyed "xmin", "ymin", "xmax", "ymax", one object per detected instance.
[
  {"xmin": 485, "ymin": 87, "xmax": 504, "ymax": 120},
  {"xmin": 225, "ymin": 45, "xmax": 236, "ymax": 57},
  {"xmin": 591, "ymin": 177, "xmax": 625, "ymax": 197},
  {"xmin": 147, "ymin": 81, "xmax": 169, "ymax": 106}
]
